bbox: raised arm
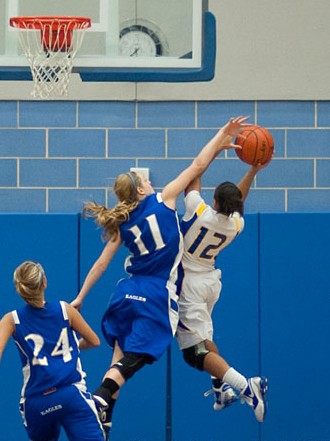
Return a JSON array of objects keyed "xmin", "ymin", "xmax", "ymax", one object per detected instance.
[
  {"xmin": 162, "ymin": 116, "xmax": 250, "ymax": 208},
  {"xmin": 184, "ymin": 176, "xmax": 201, "ymax": 196},
  {"xmin": 0, "ymin": 313, "xmax": 15, "ymax": 361},
  {"xmin": 65, "ymin": 303, "xmax": 100, "ymax": 350},
  {"xmin": 71, "ymin": 234, "xmax": 122, "ymax": 310},
  {"xmin": 237, "ymin": 162, "xmax": 270, "ymax": 202}
]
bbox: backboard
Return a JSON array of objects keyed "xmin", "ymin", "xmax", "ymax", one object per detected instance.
[{"xmin": 0, "ymin": 0, "xmax": 216, "ymax": 83}]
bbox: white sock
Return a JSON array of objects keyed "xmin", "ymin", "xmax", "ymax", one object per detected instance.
[{"xmin": 223, "ymin": 367, "xmax": 248, "ymax": 392}]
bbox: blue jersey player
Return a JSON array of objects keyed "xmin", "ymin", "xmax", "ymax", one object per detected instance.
[
  {"xmin": 0, "ymin": 261, "xmax": 105, "ymax": 441},
  {"xmin": 71, "ymin": 116, "xmax": 251, "ymax": 439}
]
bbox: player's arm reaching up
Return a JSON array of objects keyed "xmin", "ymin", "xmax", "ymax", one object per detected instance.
[{"xmin": 162, "ymin": 116, "xmax": 251, "ymax": 209}]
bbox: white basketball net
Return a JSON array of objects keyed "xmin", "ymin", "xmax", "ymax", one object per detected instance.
[{"xmin": 11, "ymin": 18, "xmax": 90, "ymax": 99}]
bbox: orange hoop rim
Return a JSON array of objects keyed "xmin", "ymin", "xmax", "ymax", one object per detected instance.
[{"xmin": 9, "ymin": 16, "xmax": 92, "ymax": 30}]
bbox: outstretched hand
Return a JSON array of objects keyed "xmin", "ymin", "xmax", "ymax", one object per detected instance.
[
  {"xmin": 71, "ymin": 297, "xmax": 83, "ymax": 311},
  {"xmin": 220, "ymin": 116, "xmax": 251, "ymax": 150}
]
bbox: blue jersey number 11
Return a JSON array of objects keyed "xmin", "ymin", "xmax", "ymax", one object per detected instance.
[{"xmin": 129, "ymin": 214, "xmax": 166, "ymax": 255}]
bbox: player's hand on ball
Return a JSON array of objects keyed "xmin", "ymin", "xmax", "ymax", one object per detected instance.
[
  {"xmin": 220, "ymin": 116, "xmax": 252, "ymax": 149},
  {"xmin": 235, "ymin": 125, "xmax": 274, "ymax": 165}
]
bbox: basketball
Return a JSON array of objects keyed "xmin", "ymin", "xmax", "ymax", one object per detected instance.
[{"xmin": 235, "ymin": 125, "xmax": 274, "ymax": 166}]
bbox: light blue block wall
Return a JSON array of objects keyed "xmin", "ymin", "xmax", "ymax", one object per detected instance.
[
  {"xmin": 138, "ymin": 102, "xmax": 195, "ymax": 127},
  {"xmin": 317, "ymin": 160, "xmax": 330, "ymax": 186},
  {"xmin": 318, "ymin": 102, "xmax": 330, "ymax": 126},
  {"xmin": 0, "ymin": 159, "xmax": 16, "ymax": 186},
  {"xmin": 79, "ymin": 158, "xmax": 134, "ymax": 187},
  {"xmin": 197, "ymin": 101, "xmax": 255, "ymax": 127},
  {"xmin": 49, "ymin": 129, "xmax": 106, "ymax": 157},
  {"xmin": 0, "ymin": 189, "xmax": 46, "ymax": 211},
  {"xmin": 0, "ymin": 101, "xmax": 17, "ymax": 126},
  {"xmin": 49, "ymin": 189, "xmax": 105, "ymax": 213},
  {"xmin": 256, "ymin": 101, "xmax": 315, "ymax": 127},
  {"xmin": 108, "ymin": 129, "xmax": 165, "ymax": 157},
  {"xmin": 20, "ymin": 159, "xmax": 77, "ymax": 187},
  {"xmin": 19, "ymin": 101, "xmax": 77, "ymax": 127},
  {"xmin": 287, "ymin": 129, "xmax": 330, "ymax": 157},
  {"xmin": 0, "ymin": 129, "xmax": 46, "ymax": 156},
  {"xmin": 168, "ymin": 129, "xmax": 218, "ymax": 157},
  {"xmin": 78, "ymin": 102, "xmax": 136, "ymax": 127},
  {"xmin": 0, "ymin": 100, "xmax": 329, "ymax": 213}
]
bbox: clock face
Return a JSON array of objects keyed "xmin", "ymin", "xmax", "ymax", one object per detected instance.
[{"xmin": 119, "ymin": 25, "xmax": 163, "ymax": 57}]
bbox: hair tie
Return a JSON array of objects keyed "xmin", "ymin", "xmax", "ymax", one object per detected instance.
[{"xmin": 126, "ymin": 172, "xmax": 137, "ymax": 200}]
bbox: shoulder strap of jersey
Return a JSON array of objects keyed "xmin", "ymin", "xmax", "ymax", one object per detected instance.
[
  {"xmin": 59, "ymin": 300, "xmax": 69, "ymax": 321},
  {"xmin": 11, "ymin": 310, "xmax": 19, "ymax": 324}
]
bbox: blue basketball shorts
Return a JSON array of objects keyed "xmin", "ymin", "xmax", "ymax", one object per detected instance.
[
  {"xmin": 102, "ymin": 275, "xmax": 179, "ymax": 360},
  {"xmin": 20, "ymin": 384, "xmax": 104, "ymax": 441}
]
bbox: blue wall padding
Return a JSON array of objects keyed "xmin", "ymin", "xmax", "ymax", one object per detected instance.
[
  {"xmin": 79, "ymin": 217, "xmax": 168, "ymax": 441},
  {"xmin": 0, "ymin": 213, "xmax": 329, "ymax": 441},
  {"xmin": 0, "ymin": 214, "xmax": 79, "ymax": 441},
  {"xmin": 171, "ymin": 214, "xmax": 260, "ymax": 441},
  {"xmin": 259, "ymin": 213, "xmax": 330, "ymax": 441}
]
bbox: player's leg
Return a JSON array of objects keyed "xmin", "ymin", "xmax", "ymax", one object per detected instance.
[
  {"xmin": 95, "ymin": 279, "xmax": 136, "ymax": 438},
  {"xmin": 93, "ymin": 341, "xmax": 125, "ymax": 439},
  {"xmin": 178, "ymin": 271, "xmax": 267, "ymax": 420},
  {"xmin": 94, "ymin": 276, "xmax": 176, "ymax": 438},
  {"xmin": 202, "ymin": 341, "xmax": 239, "ymax": 410},
  {"xmin": 60, "ymin": 385, "xmax": 105, "ymax": 441},
  {"xmin": 205, "ymin": 340, "xmax": 268, "ymax": 421},
  {"xmin": 93, "ymin": 340, "xmax": 123, "ymax": 438},
  {"xmin": 203, "ymin": 340, "xmax": 268, "ymax": 420},
  {"xmin": 94, "ymin": 350, "xmax": 154, "ymax": 440},
  {"xmin": 205, "ymin": 342, "xmax": 268, "ymax": 420},
  {"xmin": 182, "ymin": 340, "xmax": 239, "ymax": 410},
  {"xmin": 223, "ymin": 368, "xmax": 268, "ymax": 422},
  {"xmin": 178, "ymin": 272, "xmax": 239, "ymax": 410}
]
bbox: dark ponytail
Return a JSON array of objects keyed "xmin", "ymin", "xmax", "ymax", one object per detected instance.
[{"xmin": 213, "ymin": 181, "xmax": 244, "ymax": 216}]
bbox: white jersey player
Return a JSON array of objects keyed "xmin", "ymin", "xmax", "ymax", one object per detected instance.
[{"xmin": 176, "ymin": 164, "xmax": 270, "ymax": 423}]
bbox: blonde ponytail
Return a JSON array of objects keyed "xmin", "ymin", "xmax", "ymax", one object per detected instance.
[
  {"xmin": 13, "ymin": 261, "xmax": 45, "ymax": 308},
  {"xmin": 83, "ymin": 172, "xmax": 142, "ymax": 241}
]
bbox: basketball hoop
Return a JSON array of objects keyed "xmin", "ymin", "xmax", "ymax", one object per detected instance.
[{"xmin": 9, "ymin": 16, "xmax": 91, "ymax": 99}]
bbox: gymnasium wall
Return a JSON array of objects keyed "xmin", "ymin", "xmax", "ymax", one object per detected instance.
[
  {"xmin": 1, "ymin": 0, "xmax": 330, "ymax": 101},
  {"xmin": 0, "ymin": 99, "xmax": 329, "ymax": 214},
  {"xmin": 0, "ymin": 212, "xmax": 329, "ymax": 441}
]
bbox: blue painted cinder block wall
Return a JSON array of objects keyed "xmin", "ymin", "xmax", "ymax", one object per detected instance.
[{"xmin": 0, "ymin": 100, "xmax": 329, "ymax": 214}]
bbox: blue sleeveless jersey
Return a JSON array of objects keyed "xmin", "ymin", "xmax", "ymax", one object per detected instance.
[
  {"xmin": 102, "ymin": 193, "xmax": 184, "ymax": 360},
  {"xmin": 120, "ymin": 193, "xmax": 183, "ymax": 281},
  {"xmin": 12, "ymin": 300, "xmax": 86, "ymax": 398}
]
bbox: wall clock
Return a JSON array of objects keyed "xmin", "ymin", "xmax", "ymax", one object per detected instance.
[{"xmin": 119, "ymin": 24, "xmax": 164, "ymax": 57}]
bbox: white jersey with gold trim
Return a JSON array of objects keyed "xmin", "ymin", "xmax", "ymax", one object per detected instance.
[{"xmin": 180, "ymin": 190, "xmax": 244, "ymax": 273}]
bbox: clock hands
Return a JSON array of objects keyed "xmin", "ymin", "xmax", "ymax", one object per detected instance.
[
  {"xmin": 119, "ymin": 24, "xmax": 163, "ymax": 57},
  {"xmin": 130, "ymin": 47, "xmax": 140, "ymax": 57}
]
